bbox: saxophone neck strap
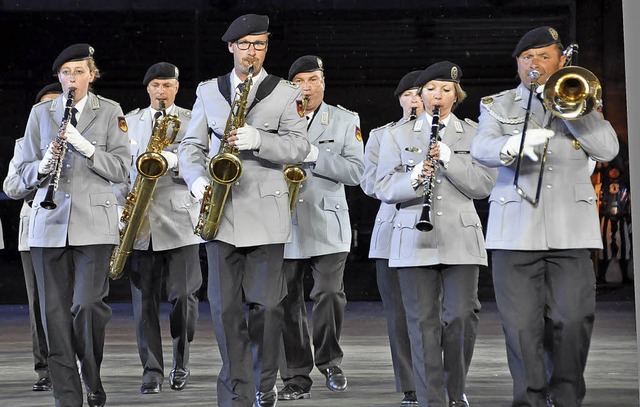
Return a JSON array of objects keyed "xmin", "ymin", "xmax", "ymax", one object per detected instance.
[
  {"xmin": 217, "ymin": 73, "xmax": 233, "ymax": 106},
  {"xmin": 247, "ymin": 74, "xmax": 280, "ymax": 112}
]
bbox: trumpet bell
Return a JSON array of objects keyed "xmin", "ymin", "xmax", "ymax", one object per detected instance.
[{"xmin": 543, "ymin": 66, "xmax": 602, "ymax": 120}]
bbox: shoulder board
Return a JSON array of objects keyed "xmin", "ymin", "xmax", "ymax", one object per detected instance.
[
  {"xmin": 198, "ymin": 78, "xmax": 216, "ymax": 87},
  {"xmin": 96, "ymin": 95, "xmax": 120, "ymax": 106},
  {"xmin": 480, "ymin": 89, "xmax": 510, "ymax": 106},
  {"xmin": 33, "ymin": 99, "xmax": 53, "ymax": 108},
  {"xmin": 125, "ymin": 108, "xmax": 141, "ymax": 116},
  {"xmin": 280, "ymin": 79, "xmax": 298, "ymax": 89},
  {"xmin": 371, "ymin": 121, "xmax": 395, "ymax": 132},
  {"xmin": 464, "ymin": 118, "xmax": 478, "ymax": 128},
  {"xmin": 337, "ymin": 104, "xmax": 358, "ymax": 116}
]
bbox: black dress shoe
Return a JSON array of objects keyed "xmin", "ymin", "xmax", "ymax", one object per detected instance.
[
  {"xmin": 32, "ymin": 377, "xmax": 52, "ymax": 391},
  {"xmin": 449, "ymin": 394, "xmax": 469, "ymax": 407},
  {"xmin": 140, "ymin": 382, "xmax": 161, "ymax": 394},
  {"xmin": 87, "ymin": 390, "xmax": 107, "ymax": 407},
  {"xmin": 401, "ymin": 391, "xmax": 418, "ymax": 406},
  {"xmin": 170, "ymin": 367, "xmax": 189, "ymax": 391},
  {"xmin": 321, "ymin": 366, "xmax": 347, "ymax": 392},
  {"xmin": 255, "ymin": 385, "xmax": 278, "ymax": 407},
  {"xmin": 278, "ymin": 383, "xmax": 311, "ymax": 400}
]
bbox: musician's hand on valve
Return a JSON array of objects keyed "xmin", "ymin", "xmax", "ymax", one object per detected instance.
[
  {"xmin": 38, "ymin": 145, "xmax": 57, "ymax": 175},
  {"xmin": 160, "ymin": 151, "xmax": 179, "ymax": 170},
  {"xmin": 503, "ymin": 129, "xmax": 554, "ymax": 162},
  {"xmin": 231, "ymin": 125, "xmax": 262, "ymax": 150},
  {"xmin": 63, "ymin": 123, "xmax": 96, "ymax": 158},
  {"xmin": 190, "ymin": 176, "xmax": 209, "ymax": 201}
]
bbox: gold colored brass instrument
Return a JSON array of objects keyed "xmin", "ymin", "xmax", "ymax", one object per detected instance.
[
  {"xmin": 514, "ymin": 43, "xmax": 601, "ymax": 206},
  {"xmin": 109, "ymin": 102, "xmax": 180, "ymax": 279},
  {"xmin": 284, "ymin": 94, "xmax": 310, "ymax": 213},
  {"xmin": 194, "ymin": 66, "xmax": 254, "ymax": 240}
]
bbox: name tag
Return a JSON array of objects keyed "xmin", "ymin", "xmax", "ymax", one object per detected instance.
[{"xmin": 319, "ymin": 139, "xmax": 334, "ymax": 144}]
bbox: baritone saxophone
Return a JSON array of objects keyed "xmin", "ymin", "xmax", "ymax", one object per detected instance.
[
  {"xmin": 194, "ymin": 66, "xmax": 254, "ymax": 240},
  {"xmin": 109, "ymin": 102, "xmax": 181, "ymax": 279}
]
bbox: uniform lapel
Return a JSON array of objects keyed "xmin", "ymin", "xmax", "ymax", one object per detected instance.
[
  {"xmin": 308, "ymin": 102, "xmax": 327, "ymax": 144},
  {"xmin": 441, "ymin": 114, "xmax": 463, "ymax": 147},
  {"xmin": 76, "ymin": 93, "xmax": 98, "ymax": 134}
]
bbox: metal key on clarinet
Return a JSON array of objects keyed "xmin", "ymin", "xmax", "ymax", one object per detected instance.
[
  {"xmin": 40, "ymin": 88, "xmax": 75, "ymax": 210},
  {"xmin": 415, "ymin": 106, "xmax": 440, "ymax": 232}
]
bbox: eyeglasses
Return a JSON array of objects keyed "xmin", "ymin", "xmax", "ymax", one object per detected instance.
[
  {"xmin": 59, "ymin": 69, "xmax": 87, "ymax": 78},
  {"xmin": 235, "ymin": 40, "xmax": 268, "ymax": 51}
]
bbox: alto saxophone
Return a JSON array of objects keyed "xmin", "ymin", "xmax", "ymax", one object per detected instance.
[
  {"xmin": 109, "ymin": 101, "xmax": 181, "ymax": 279},
  {"xmin": 194, "ymin": 66, "xmax": 253, "ymax": 240},
  {"xmin": 284, "ymin": 95, "xmax": 309, "ymax": 213}
]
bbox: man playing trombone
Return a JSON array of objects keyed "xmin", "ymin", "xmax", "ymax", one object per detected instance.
[{"xmin": 470, "ymin": 26, "xmax": 619, "ymax": 406}]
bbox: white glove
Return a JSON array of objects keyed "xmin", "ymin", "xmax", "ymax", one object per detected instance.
[
  {"xmin": 64, "ymin": 123, "xmax": 96, "ymax": 158},
  {"xmin": 161, "ymin": 150, "xmax": 178, "ymax": 170},
  {"xmin": 502, "ymin": 129, "xmax": 554, "ymax": 162},
  {"xmin": 234, "ymin": 125, "xmax": 262, "ymax": 150},
  {"xmin": 437, "ymin": 141, "xmax": 451, "ymax": 164},
  {"xmin": 190, "ymin": 176, "xmax": 209, "ymax": 200},
  {"xmin": 410, "ymin": 160, "xmax": 425, "ymax": 188},
  {"xmin": 117, "ymin": 205, "xmax": 126, "ymax": 231},
  {"xmin": 38, "ymin": 145, "xmax": 57, "ymax": 175},
  {"xmin": 303, "ymin": 144, "xmax": 320, "ymax": 163}
]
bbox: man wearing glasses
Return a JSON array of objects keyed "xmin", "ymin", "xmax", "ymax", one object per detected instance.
[{"xmin": 178, "ymin": 14, "xmax": 309, "ymax": 407}]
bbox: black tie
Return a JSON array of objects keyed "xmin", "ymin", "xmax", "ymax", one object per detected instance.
[
  {"xmin": 437, "ymin": 122, "xmax": 445, "ymax": 141},
  {"xmin": 153, "ymin": 111, "xmax": 162, "ymax": 127},
  {"xmin": 70, "ymin": 107, "xmax": 78, "ymax": 127}
]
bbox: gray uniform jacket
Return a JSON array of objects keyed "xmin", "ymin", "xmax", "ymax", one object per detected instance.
[
  {"xmin": 376, "ymin": 112, "xmax": 496, "ymax": 268},
  {"xmin": 3, "ymin": 137, "xmax": 33, "ymax": 252},
  {"xmin": 179, "ymin": 71, "xmax": 310, "ymax": 247},
  {"xmin": 470, "ymin": 84, "xmax": 619, "ymax": 250},
  {"xmin": 361, "ymin": 121, "xmax": 399, "ymax": 260},
  {"xmin": 16, "ymin": 93, "xmax": 131, "ymax": 248},
  {"xmin": 284, "ymin": 102, "xmax": 364, "ymax": 259},
  {"xmin": 124, "ymin": 105, "xmax": 201, "ymax": 251}
]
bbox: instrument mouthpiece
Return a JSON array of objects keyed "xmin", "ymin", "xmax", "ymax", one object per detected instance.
[{"xmin": 528, "ymin": 70, "xmax": 540, "ymax": 80}]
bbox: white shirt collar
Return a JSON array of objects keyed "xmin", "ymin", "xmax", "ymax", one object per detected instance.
[
  {"xmin": 65, "ymin": 93, "xmax": 88, "ymax": 118},
  {"xmin": 231, "ymin": 68, "xmax": 267, "ymax": 94}
]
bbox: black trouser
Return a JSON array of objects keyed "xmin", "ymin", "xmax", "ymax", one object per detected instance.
[
  {"xmin": 31, "ymin": 245, "xmax": 112, "ymax": 407},
  {"xmin": 21, "ymin": 250, "xmax": 49, "ymax": 380}
]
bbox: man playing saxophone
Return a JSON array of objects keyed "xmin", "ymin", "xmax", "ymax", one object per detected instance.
[
  {"xmin": 118, "ymin": 62, "xmax": 202, "ymax": 395},
  {"xmin": 15, "ymin": 43, "xmax": 130, "ymax": 407},
  {"xmin": 376, "ymin": 61, "xmax": 496, "ymax": 407},
  {"xmin": 178, "ymin": 14, "xmax": 309, "ymax": 407},
  {"xmin": 278, "ymin": 55, "xmax": 364, "ymax": 401}
]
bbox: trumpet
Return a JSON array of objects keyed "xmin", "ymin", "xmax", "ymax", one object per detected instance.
[
  {"xmin": 194, "ymin": 66, "xmax": 253, "ymax": 240},
  {"xmin": 40, "ymin": 89, "xmax": 75, "ymax": 210},
  {"xmin": 513, "ymin": 43, "xmax": 601, "ymax": 206},
  {"xmin": 109, "ymin": 101, "xmax": 180, "ymax": 279}
]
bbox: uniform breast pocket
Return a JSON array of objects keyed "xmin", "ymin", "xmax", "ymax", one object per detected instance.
[
  {"xmin": 460, "ymin": 211, "xmax": 485, "ymax": 258},
  {"xmin": 171, "ymin": 192, "xmax": 200, "ymax": 230},
  {"xmin": 400, "ymin": 150, "xmax": 426, "ymax": 171},
  {"xmin": 90, "ymin": 192, "xmax": 117, "ymax": 235},
  {"xmin": 389, "ymin": 211, "xmax": 418, "ymax": 260},
  {"xmin": 322, "ymin": 196, "xmax": 349, "ymax": 243},
  {"xmin": 371, "ymin": 210, "xmax": 395, "ymax": 252}
]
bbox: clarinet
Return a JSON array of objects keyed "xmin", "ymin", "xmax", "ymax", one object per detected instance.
[
  {"xmin": 415, "ymin": 106, "xmax": 440, "ymax": 232},
  {"xmin": 40, "ymin": 89, "xmax": 75, "ymax": 210}
]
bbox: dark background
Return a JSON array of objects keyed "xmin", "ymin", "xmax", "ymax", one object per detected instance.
[{"xmin": 0, "ymin": 0, "xmax": 630, "ymax": 303}]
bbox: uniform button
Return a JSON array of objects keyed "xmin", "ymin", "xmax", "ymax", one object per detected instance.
[
  {"xmin": 275, "ymin": 190, "xmax": 280, "ymax": 195},
  {"xmin": 436, "ymin": 179, "xmax": 442, "ymax": 184},
  {"xmin": 476, "ymin": 222, "xmax": 481, "ymax": 227},
  {"xmin": 264, "ymin": 122, "xmax": 270, "ymax": 128},
  {"xmin": 173, "ymin": 148, "xmax": 178, "ymax": 153},
  {"xmin": 408, "ymin": 159, "xmax": 414, "ymax": 164},
  {"xmin": 376, "ymin": 217, "xmax": 381, "ymax": 222},
  {"xmin": 548, "ymin": 166, "xmax": 553, "ymax": 171},
  {"xmin": 335, "ymin": 204, "xmax": 340, "ymax": 209},
  {"xmin": 298, "ymin": 198, "xmax": 303, "ymax": 203},
  {"xmin": 235, "ymin": 182, "xmax": 240, "ymax": 186},
  {"xmin": 588, "ymin": 196, "xmax": 594, "ymax": 202},
  {"xmin": 325, "ymin": 148, "xmax": 331, "ymax": 152},
  {"xmin": 92, "ymin": 141, "xmax": 97, "ymax": 145},
  {"xmin": 436, "ymin": 211, "xmax": 443, "ymax": 216},
  {"xmin": 500, "ymin": 197, "xmax": 506, "ymax": 202},
  {"xmin": 436, "ymin": 195, "xmax": 443, "ymax": 200},
  {"xmin": 65, "ymin": 193, "xmax": 70, "ymax": 198},
  {"xmin": 546, "ymin": 185, "xmax": 552, "ymax": 189},
  {"xmin": 547, "ymin": 150, "xmax": 553, "ymax": 155},
  {"xmin": 186, "ymin": 203, "xmax": 191, "ymax": 207},
  {"xmin": 66, "ymin": 180, "xmax": 71, "ymax": 183},
  {"xmin": 397, "ymin": 223, "xmax": 402, "ymax": 227},
  {"xmin": 66, "ymin": 164, "xmax": 71, "ymax": 168}
]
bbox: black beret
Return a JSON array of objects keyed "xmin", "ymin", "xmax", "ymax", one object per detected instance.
[
  {"xmin": 143, "ymin": 62, "xmax": 180, "ymax": 86},
  {"xmin": 35, "ymin": 82, "xmax": 63, "ymax": 103},
  {"xmin": 394, "ymin": 70, "xmax": 422, "ymax": 97},
  {"xmin": 288, "ymin": 55, "xmax": 324, "ymax": 81},
  {"xmin": 414, "ymin": 61, "xmax": 462, "ymax": 87},
  {"xmin": 222, "ymin": 14, "xmax": 270, "ymax": 42},
  {"xmin": 52, "ymin": 43, "xmax": 95, "ymax": 73},
  {"xmin": 512, "ymin": 26, "xmax": 562, "ymax": 58}
]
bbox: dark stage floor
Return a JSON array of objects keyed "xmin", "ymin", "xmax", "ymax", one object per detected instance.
[{"xmin": 0, "ymin": 300, "xmax": 637, "ymax": 407}]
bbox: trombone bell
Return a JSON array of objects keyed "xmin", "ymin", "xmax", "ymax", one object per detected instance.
[{"xmin": 543, "ymin": 66, "xmax": 602, "ymax": 120}]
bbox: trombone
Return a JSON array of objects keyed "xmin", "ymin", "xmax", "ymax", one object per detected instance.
[{"xmin": 513, "ymin": 43, "xmax": 602, "ymax": 206}]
